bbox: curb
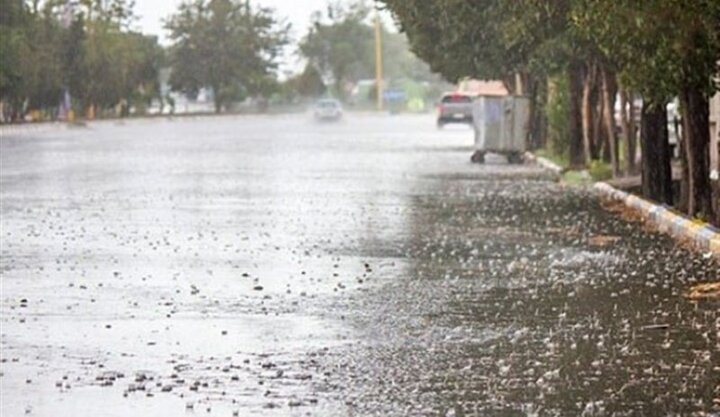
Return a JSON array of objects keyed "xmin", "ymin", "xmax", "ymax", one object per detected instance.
[
  {"xmin": 0, "ymin": 122, "xmax": 68, "ymax": 137},
  {"xmin": 524, "ymin": 152, "xmax": 564, "ymax": 174},
  {"xmin": 594, "ymin": 182, "xmax": 720, "ymax": 256}
]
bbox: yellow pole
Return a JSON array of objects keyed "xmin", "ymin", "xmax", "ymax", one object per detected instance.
[{"xmin": 374, "ymin": 9, "xmax": 383, "ymax": 111}]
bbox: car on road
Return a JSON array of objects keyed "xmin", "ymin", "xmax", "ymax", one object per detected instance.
[
  {"xmin": 436, "ymin": 92, "xmax": 474, "ymax": 128},
  {"xmin": 313, "ymin": 99, "xmax": 343, "ymax": 122}
]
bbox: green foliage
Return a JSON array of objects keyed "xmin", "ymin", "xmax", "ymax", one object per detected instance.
[
  {"xmin": 535, "ymin": 149, "xmax": 568, "ymax": 170},
  {"xmin": 283, "ymin": 64, "xmax": 327, "ymax": 100},
  {"xmin": 382, "ymin": 31, "xmax": 438, "ymax": 83},
  {"xmin": 381, "ymin": 1, "xmax": 499, "ymax": 82},
  {"xmin": 166, "ymin": 0, "xmax": 289, "ymax": 113},
  {"xmin": 0, "ymin": 0, "xmax": 163, "ymax": 121},
  {"xmin": 63, "ymin": 15, "xmax": 87, "ymax": 108},
  {"xmin": 0, "ymin": 0, "xmax": 29, "ymax": 107},
  {"xmin": 297, "ymin": 2, "xmax": 441, "ymax": 100},
  {"xmin": 83, "ymin": 22, "xmax": 163, "ymax": 111},
  {"xmin": 298, "ymin": 3, "xmax": 374, "ymax": 97},
  {"xmin": 571, "ymin": 0, "xmax": 720, "ymax": 106},
  {"xmin": 380, "ymin": 1, "xmax": 570, "ymax": 84},
  {"xmin": 382, "ymin": 0, "xmax": 718, "ymax": 222},
  {"xmin": 0, "ymin": 0, "xmax": 67, "ymax": 111},
  {"xmin": 588, "ymin": 160, "xmax": 613, "ymax": 181},
  {"xmin": 561, "ymin": 170, "xmax": 593, "ymax": 185},
  {"xmin": 382, "ymin": 0, "xmax": 718, "ymax": 99}
]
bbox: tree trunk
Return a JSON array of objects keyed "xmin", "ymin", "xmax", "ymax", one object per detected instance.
[
  {"xmin": 678, "ymin": 110, "xmax": 689, "ymax": 213},
  {"xmin": 526, "ymin": 77, "xmax": 537, "ymax": 150},
  {"xmin": 620, "ymin": 89, "xmax": 637, "ymax": 175},
  {"xmin": 598, "ymin": 89, "xmax": 610, "ymax": 163},
  {"xmin": 526, "ymin": 76, "xmax": 548, "ymax": 151},
  {"xmin": 628, "ymin": 94, "xmax": 638, "ymax": 173},
  {"xmin": 679, "ymin": 87, "xmax": 714, "ymax": 220},
  {"xmin": 534, "ymin": 79, "xmax": 548, "ymax": 150},
  {"xmin": 640, "ymin": 102, "xmax": 673, "ymax": 205},
  {"xmin": 601, "ymin": 69, "xmax": 620, "ymax": 177},
  {"xmin": 568, "ymin": 63, "xmax": 585, "ymax": 168},
  {"xmin": 211, "ymin": 82, "xmax": 223, "ymax": 114},
  {"xmin": 515, "ymin": 72, "xmax": 524, "ymax": 96},
  {"xmin": 581, "ymin": 64, "xmax": 594, "ymax": 165},
  {"xmin": 502, "ymin": 75, "xmax": 517, "ymax": 95}
]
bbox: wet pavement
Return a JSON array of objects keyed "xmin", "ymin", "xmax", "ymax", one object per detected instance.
[{"xmin": 1, "ymin": 114, "xmax": 718, "ymax": 416}]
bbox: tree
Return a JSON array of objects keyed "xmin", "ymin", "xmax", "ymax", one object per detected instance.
[
  {"xmin": 285, "ymin": 64, "xmax": 326, "ymax": 99},
  {"xmin": 573, "ymin": 0, "xmax": 720, "ymax": 219},
  {"xmin": 0, "ymin": 0, "xmax": 163, "ymax": 121},
  {"xmin": 384, "ymin": 0, "xmax": 719, "ymax": 223},
  {"xmin": 640, "ymin": 103, "xmax": 673, "ymax": 205},
  {"xmin": 572, "ymin": 1, "xmax": 674, "ymax": 203},
  {"xmin": 297, "ymin": 2, "xmax": 442, "ymax": 102},
  {"xmin": 381, "ymin": 30, "xmax": 439, "ymax": 83},
  {"xmin": 63, "ymin": 14, "xmax": 87, "ymax": 112},
  {"xmin": 298, "ymin": 3, "xmax": 374, "ymax": 98},
  {"xmin": 381, "ymin": 0, "xmax": 575, "ymax": 154},
  {"xmin": 23, "ymin": 8, "xmax": 65, "ymax": 112},
  {"xmin": 166, "ymin": 0, "xmax": 289, "ymax": 113},
  {"xmin": 0, "ymin": 0, "xmax": 31, "ymax": 119}
]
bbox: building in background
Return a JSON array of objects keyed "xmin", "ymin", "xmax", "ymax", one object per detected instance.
[{"xmin": 458, "ymin": 80, "xmax": 509, "ymax": 97}]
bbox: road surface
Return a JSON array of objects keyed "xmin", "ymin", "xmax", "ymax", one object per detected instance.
[{"xmin": 1, "ymin": 114, "xmax": 718, "ymax": 416}]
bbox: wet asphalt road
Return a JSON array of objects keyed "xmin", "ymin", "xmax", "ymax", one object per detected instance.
[{"xmin": 1, "ymin": 114, "xmax": 718, "ymax": 417}]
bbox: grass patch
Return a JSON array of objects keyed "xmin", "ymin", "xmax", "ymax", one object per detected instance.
[
  {"xmin": 588, "ymin": 160, "xmax": 613, "ymax": 181},
  {"xmin": 535, "ymin": 148, "xmax": 569, "ymax": 168},
  {"xmin": 562, "ymin": 170, "xmax": 592, "ymax": 185},
  {"xmin": 534, "ymin": 148, "xmax": 615, "ymax": 183}
]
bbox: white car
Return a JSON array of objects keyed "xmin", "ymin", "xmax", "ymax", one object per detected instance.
[{"xmin": 313, "ymin": 99, "xmax": 343, "ymax": 121}]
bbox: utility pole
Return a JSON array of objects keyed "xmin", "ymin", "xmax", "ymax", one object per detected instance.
[{"xmin": 374, "ymin": 8, "xmax": 383, "ymax": 111}]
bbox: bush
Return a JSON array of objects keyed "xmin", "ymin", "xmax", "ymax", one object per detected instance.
[{"xmin": 589, "ymin": 160, "xmax": 613, "ymax": 181}]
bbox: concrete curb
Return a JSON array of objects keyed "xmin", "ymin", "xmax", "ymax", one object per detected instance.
[
  {"xmin": 524, "ymin": 151, "xmax": 719, "ymax": 256},
  {"xmin": 523, "ymin": 152, "xmax": 564, "ymax": 174},
  {"xmin": 594, "ymin": 182, "xmax": 720, "ymax": 256}
]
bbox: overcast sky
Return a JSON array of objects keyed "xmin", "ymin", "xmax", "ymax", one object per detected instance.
[
  {"xmin": 133, "ymin": 0, "xmax": 392, "ymax": 74},
  {"xmin": 135, "ymin": 0, "xmax": 381, "ymax": 44}
]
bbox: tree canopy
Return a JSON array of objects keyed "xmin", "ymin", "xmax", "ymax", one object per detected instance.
[
  {"xmin": 297, "ymin": 2, "xmax": 442, "ymax": 99},
  {"xmin": 298, "ymin": 3, "xmax": 375, "ymax": 96},
  {"xmin": 0, "ymin": 0, "xmax": 163, "ymax": 120},
  {"xmin": 165, "ymin": 0, "xmax": 289, "ymax": 113},
  {"xmin": 380, "ymin": 0, "xmax": 720, "ymax": 222}
]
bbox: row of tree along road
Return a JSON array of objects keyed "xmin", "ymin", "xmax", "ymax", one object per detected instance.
[
  {"xmin": 3, "ymin": 1, "xmax": 717, "ymax": 225},
  {"xmin": 0, "ymin": 0, "xmax": 446, "ymax": 121},
  {"xmin": 380, "ymin": 0, "xmax": 720, "ymax": 227}
]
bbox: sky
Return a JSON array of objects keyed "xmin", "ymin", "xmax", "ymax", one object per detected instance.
[
  {"xmin": 133, "ymin": 0, "xmax": 392, "ymax": 74},
  {"xmin": 135, "ymin": 0, "xmax": 377, "ymax": 44}
]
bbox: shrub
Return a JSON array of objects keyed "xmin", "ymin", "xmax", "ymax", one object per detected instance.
[{"xmin": 589, "ymin": 160, "xmax": 613, "ymax": 181}]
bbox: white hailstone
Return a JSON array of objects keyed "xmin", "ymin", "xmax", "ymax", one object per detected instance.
[{"xmin": 543, "ymin": 369, "xmax": 560, "ymax": 381}]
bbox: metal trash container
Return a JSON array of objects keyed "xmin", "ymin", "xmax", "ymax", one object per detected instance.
[{"xmin": 471, "ymin": 95, "xmax": 530, "ymax": 164}]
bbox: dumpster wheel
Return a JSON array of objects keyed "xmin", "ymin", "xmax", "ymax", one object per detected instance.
[
  {"xmin": 507, "ymin": 152, "xmax": 524, "ymax": 164},
  {"xmin": 471, "ymin": 151, "xmax": 485, "ymax": 164}
]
